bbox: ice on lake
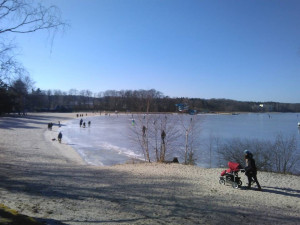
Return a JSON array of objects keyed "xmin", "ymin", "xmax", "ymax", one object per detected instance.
[{"xmin": 59, "ymin": 113, "xmax": 300, "ymax": 168}]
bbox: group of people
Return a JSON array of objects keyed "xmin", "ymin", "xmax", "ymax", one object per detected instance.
[
  {"xmin": 55, "ymin": 118, "xmax": 92, "ymax": 144},
  {"xmin": 47, "ymin": 122, "xmax": 63, "ymax": 143},
  {"xmin": 79, "ymin": 119, "xmax": 91, "ymax": 127},
  {"xmin": 77, "ymin": 113, "xmax": 88, "ymax": 117}
]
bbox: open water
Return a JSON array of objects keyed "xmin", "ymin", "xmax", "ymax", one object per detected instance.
[{"xmin": 60, "ymin": 113, "xmax": 300, "ymax": 169}]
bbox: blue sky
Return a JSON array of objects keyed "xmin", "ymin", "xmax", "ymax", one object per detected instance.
[{"xmin": 13, "ymin": 0, "xmax": 300, "ymax": 103}]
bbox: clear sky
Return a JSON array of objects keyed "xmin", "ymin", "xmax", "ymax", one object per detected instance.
[{"xmin": 12, "ymin": 0, "xmax": 300, "ymax": 103}]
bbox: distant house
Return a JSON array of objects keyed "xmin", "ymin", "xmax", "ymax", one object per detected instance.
[
  {"xmin": 175, "ymin": 103, "xmax": 189, "ymax": 112},
  {"xmin": 252, "ymin": 104, "xmax": 274, "ymax": 112}
]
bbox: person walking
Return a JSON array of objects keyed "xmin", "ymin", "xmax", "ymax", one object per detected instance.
[
  {"xmin": 244, "ymin": 150, "xmax": 262, "ymax": 190},
  {"xmin": 58, "ymin": 132, "xmax": 63, "ymax": 143}
]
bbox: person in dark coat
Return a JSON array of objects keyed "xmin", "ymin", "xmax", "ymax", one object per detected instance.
[
  {"xmin": 244, "ymin": 150, "xmax": 261, "ymax": 190},
  {"xmin": 58, "ymin": 132, "xmax": 62, "ymax": 143}
]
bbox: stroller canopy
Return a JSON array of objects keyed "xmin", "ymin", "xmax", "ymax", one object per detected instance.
[{"xmin": 228, "ymin": 162, "xmax": 242, "ymax": 172}]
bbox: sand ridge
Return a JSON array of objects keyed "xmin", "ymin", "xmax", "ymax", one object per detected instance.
[{"xmin": 0, "ymin": 113, "xmax": 299, "ymax": 225}]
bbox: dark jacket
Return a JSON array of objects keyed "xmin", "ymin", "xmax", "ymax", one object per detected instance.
[{"xmin": 245, "ymin": 156, "xmax": 257, "ymax": 174}]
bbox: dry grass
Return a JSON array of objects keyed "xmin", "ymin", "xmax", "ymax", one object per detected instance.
[{"xmin": 0, "ymin": 203, "xmax": 43, "ymax": 225}]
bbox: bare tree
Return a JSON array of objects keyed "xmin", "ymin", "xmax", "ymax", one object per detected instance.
[
  {"xmin": 129, "ymin": 114, "xmax": 150, "ymax": 162},
  {"xmin": 53, "ymin": 89, "xmax": 63, "ymax": 106},
  {"xmin": 85, "ymin": 89, "xmax": 93, "ymax": 110},
  {"xmin": 205, "ymin": 134, "xmax": 220, "ymax": 168},
  {"xmin": 272, "ymin": 134, "xmax": 299, "ymax": 174},
  {"xmin": 216, "ymin": 135, "xmax": 299, "ymax": 174},
  {"xmin": 0, "ymin": 0, "xmax": 67, "ymax": 81},
  {"xmin": 129, "ymin": 113, "xmax": 151, "ymax": 162},
  {"xmin": 177, "ymin": 114, "xmax": 201, "ymax": 165},
  {"xmin": 130, "ymin": 114, "xmax": 181, "ymax": 163},
  {"xmin": 151, "ymin": 114, "xmax": 182, "ymax": 162},
  {"xmin": 0, "ymin": 0, "xmax": 66, "ymax": 34},
  {"xmin": 217, "ymin": 138, "xmax": 251, "ymax": 166}
]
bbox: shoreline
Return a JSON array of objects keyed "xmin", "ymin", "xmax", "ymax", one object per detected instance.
[
  {"xmin": 0, "ymin": 113, "xmax": 299, "ymax": 224},
  {"xmin": 44, "ymin": 117, "xmax": 87, "ymax": 166}
]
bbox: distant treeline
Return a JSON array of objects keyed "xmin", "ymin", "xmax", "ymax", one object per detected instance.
[{"xmin": 1, "ymin": 82, "xmax": 300, "ymax": 114}]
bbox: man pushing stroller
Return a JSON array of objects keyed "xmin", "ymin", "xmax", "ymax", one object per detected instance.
[{"xmin": 244, "ymin": 150, "xmax": 262, "ymax": 191}]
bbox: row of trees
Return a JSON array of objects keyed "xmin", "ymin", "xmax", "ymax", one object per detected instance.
[{"xmin": 2, "ymin": 84, "xmax": 300, "ymax": 115}]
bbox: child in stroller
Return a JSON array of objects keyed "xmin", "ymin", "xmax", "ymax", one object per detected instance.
[{"xmin": 219, "ymin": 162, "xmax": 244, "ymax": 188}]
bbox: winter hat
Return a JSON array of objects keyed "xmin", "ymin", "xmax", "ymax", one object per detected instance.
[{"xmin": 244, "ymin": 149, "xmax": 253, "ymax": 158}]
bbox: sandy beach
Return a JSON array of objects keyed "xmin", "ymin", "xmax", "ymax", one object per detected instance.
[{"xmin": 0, "ymin": 113, "xmax": 299, "ymax": 225}]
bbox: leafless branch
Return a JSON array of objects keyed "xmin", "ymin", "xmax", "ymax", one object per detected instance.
[
  {"xmin": 0, "ymin": 1, "xmax": 66, "ymax": 34},
  {"xmin": 0, "ymin": 0, "xmax": 67, "ymax": 81}
]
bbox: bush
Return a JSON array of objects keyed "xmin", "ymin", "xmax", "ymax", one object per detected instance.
[
  {"xmin": 217, "ymin": 134, "xmax": 299, "ymax": 174},
  {"xmin": 272, "ymin": 134, "xmax": 299, "ymax": 174}
]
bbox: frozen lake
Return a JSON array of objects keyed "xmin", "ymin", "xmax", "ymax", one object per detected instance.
[{"xmin": 60, "ymin": 113, "xmax": 300, "ymax": 168}]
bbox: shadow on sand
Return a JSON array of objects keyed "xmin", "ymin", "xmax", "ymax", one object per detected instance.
[
  {"xmin": 0, "ymin": 114, "xmax": 72, "ymax": 130},
  {"xmin": 0, "ymin": 158, "xmax": 299, "ymax": 225}
]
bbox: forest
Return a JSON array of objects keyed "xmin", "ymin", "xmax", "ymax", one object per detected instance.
[{"xmin": 1, "ymin": 77, "xmax": 300, "ymax": 115}]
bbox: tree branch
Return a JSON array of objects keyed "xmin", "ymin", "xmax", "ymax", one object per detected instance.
[{"xmin": 0, "ymin": 0, "xmax": 66, "ymax": 34}]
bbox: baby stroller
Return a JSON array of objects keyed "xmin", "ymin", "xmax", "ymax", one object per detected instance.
[{"xmin": 219, "ymin": 162, "xmax": 244, "ymax": 189}]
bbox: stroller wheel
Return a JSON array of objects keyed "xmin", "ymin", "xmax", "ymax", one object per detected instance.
[
  {"xmin": 238, "ymin": 180, "xmax": 243, "ymax": 186},
  {"xmin": 219, "ymin": 179, "xmax": 225, "ymax": 185},
  {"xmin": 232, "ymin": 182, "xmax": 239, "ymax": 189}
]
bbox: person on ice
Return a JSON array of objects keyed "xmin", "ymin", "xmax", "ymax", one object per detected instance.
[{"xmin": 58, "ymin": 132, "xmax": 62, "ymax": 143}]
